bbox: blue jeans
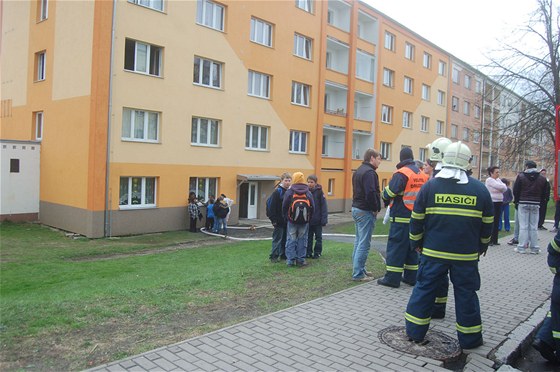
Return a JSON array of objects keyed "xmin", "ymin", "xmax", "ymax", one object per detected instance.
[
  {"xmin": 214, "ymin": 217, "xmax": 227, "ymax": 235},
  {"xmin": 352, "ymin": 207, "xmax": 377, "ymax": 279},
  {"xmin": 498, "ymin": 203, "xmax": 510, "ymax": 231},
  {"xmin": 518, "ymin": 204, "xmax": 540, "ymax": 250},
  {"xmin": 285, "ymin": 222, "xmax": 309, "ymax": 264}
]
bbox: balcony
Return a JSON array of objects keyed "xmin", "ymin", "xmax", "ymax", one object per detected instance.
[
  {"xmin": 325, "ymin": 81, "xmax": 348, "ymax": 118},
  {"xmin": 327, "ymin": 0, "xmax": 351, "ymax": 32},
  {"xmin": 357, "ymin": 10, "xmax": 377, "ymax": 44},
  {"xmin": 326, "ymin": 37, "xmax": 349, "ymax": 75},
  {"xmin": 354, "ymin": 91, "xmax": 374, "ymax": 122}
]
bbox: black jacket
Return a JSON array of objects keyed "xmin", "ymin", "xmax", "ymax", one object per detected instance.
[
  {"xmin": 309, "ymin": 185, "xmax": 328, "ymax": 226},
  {"xmin": 269, "ymin": 186, "xmax": 287, "ymax": 226},
  {"xmin": 513, "ymin": 170, "xmax": 548, "ymax": 205},
  {"xmin": 352, "ymin": 162, "xmax": 381, "ymax": 212}
]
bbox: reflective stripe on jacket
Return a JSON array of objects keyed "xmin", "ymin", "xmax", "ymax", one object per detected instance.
[{"xmin": 390, "ymin": 167, "xmax": 429, "ymax": 211}]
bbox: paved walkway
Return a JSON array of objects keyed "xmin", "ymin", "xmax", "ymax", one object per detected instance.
[{"xmin": 89, "ymin": 222, "xmax": 555, "ymax": 372}]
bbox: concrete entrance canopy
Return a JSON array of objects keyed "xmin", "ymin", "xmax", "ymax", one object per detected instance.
[{"xmin": 236, "ymin": 174, "xmax": 280, "ymax": 185}]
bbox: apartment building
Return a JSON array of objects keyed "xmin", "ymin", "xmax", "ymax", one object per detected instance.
[{"xmin": 2, "ymin": 0, "xmax": 543, "ymax": 237}]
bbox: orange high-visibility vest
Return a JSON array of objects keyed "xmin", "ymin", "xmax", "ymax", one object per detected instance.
[{"xmin": 391, "ymin": 167, "xmax": 429, "ymax": 211}]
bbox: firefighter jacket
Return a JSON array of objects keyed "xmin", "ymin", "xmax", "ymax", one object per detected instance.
[
  {"xmin": 409, "ymin": 176, "xmax": 494, "ymax": 261},
  {"xmin": 548, "ymin": 230, "xmax": 560, "ymax": 274},
  {"xmin": 383, "ymin": 160, "xmax": 428, "ymax": 221}
]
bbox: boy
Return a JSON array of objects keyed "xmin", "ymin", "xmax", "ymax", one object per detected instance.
[{"xmin": 307, "ymin": 174, "xmax": 328, "ymax": 258}]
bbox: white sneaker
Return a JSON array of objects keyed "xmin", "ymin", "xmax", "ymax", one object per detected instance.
[
  {"xmin": 515, "ymin": 247, "xmax": 527, "ymax": 254},
  {"xmin": 530, "ymin": 248, "xmax": 541, "ymax": 254}
]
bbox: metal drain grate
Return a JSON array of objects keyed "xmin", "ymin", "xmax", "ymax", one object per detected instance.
[{"xmin": 378, "ymin": 326, "xmax": 462, "ymax": 361}]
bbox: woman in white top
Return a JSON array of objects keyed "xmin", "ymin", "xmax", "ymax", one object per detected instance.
[{"xmin": 485, "ymin": 166, "xmax": 507, "ymax": 245}]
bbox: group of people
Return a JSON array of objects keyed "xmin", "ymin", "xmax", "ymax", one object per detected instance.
[
  {"xmin": 268, "ymin": 172, "xmax": 328, "ymax": 267},
  {"xmin": 187, "ymin": 192, "xmax": 232, "ymax": 235}
]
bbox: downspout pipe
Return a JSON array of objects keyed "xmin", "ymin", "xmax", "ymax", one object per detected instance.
[{"xmin": 104, "ymin": 0, "xmax": 117, "ymax": 237}]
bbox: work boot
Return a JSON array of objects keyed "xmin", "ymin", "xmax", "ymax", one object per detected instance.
[{"xmin": 532, "ymin": 338, "xmax": 557, "ymax": 363}]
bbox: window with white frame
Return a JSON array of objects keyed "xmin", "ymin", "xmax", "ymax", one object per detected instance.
[
  {"xmin": 122, "ymin": 108, "xmax": 159, "ymax": 142},
  {"xmin": 473, "ymin": 130, "xmax": 480, "ymax": 143},
  {"xmin": 189, "ymin": 177, "xmax": 217, "ymax": 202},
  {"xmin": 356, "ymin": 50, "xmax": 374, "ymax": 82},
  {"xmin": 250, "ymin": 17, "xmax": 273, "ymax": 47},
  {"xmin": 464, "ymin": 75, "xmax": 471, "ymax": 89},
  {"xmin": 405, "ymin": 42, "xmax": 415, "ymax": 60},
  {"xmin": 452, "ymin": 68, "xmax": 460, "ymax": 84},
  {"xmin": 437, "ymin": 90, "xmax": 446, "ymax": 106},
  {"xmin": 463, "ymin": 127, "xmax": 470, "ymax": 141},
  {"xmin": 421, "ymin": 116, "xmax": 429, "ymax": 132},
  {"xmin": 438, "ymin": 60, "xmax": 447, "ymax": 76},
  {"xmin": 245, "ymin": 124, "xmax": 268, "ymax": 150},
  {"xmin": 471, "ymin": 155, "xmax": 478, "ymax": 167},
  {"xmin": 196, "ymin": 0, "xmax": 224, "ymax": 31},
  {"xmin": 463, "ymin": 101, "xmax": 470, "ymax": 115},
  {"xmin": 436, "ymin": 120, "xmax": 444, "ymax": 135},
  {"xmin": 474, "ymin": 105, "xmax": 481, "ymax": 119},
  {"xmin": 383, "ymin": 68, "xmax": 394, "ymax": 87},
  {"xmin": 423, "ymin": 52, "xmax": 432, "ymax": 69},
  {"xmin": 35, "ymin": 51, "xmax": 46, "ymax": 81},
  {"xmin": 34, "ymin": 111, "xmax": 44, "ymax": 140},
  {"xmin": 294, "ymin": 33, "xmax": 312, "ymax": 59},
  {"xmin": 39, "ymin": 0, "xmax": 48, "ymax": 20},
  {"xmin": 291, "ymin": 81, "xmax": 310, "ymax": 106},
  {"xmin": 422, "ymin": 84, "xmax": 430, "ymax": 101},
  {"xmin": 402, "ymin": 111, "xmax": 412, "ymax": 128},
  {"xmin": 327, "ymin": 178, "xmax": 334, "ymax": 195},
  {"xmin": 119, "ymin": 177, "xmax": 156, "ymax": 208},
  {"xmin": 452, "ymin": 96, "xmax": 459, "ymax": 111},
  {"xmin": 404, "ymin": 76, "xmax": 413, "ymax": 94},
  {"xmin": 419, "ymin": 147, "xmax": 427, "ymax": 162},
  {"xmin": 124, "ymin": 39, "xmax": 162, "ymax": 76},
  {"xmin": 289, "ymin": 130, "xmax": 308, "ymax": 153},
  {"xmin": 451, "ymin": 124, "xmax": 458, "ymax": 139},
  {"xmin": 475, "ymin": 80, "xmax": 482, "ymax": 93},
  {"xmin": 191, "ymin": 117, "xmax": 219, "ymax": 146},
  {"xmin": 295, "ymin": 0, "xmax": 313, "ymax": 13},
  {"xmin": 128, "ymin": 0, "xmax": 163, "ymax": 11},
  {"xmin": 248, "ymin": 70, "xmax": 270, "ymax": 99},
  {"xmin": 380, "ymin": 142, "xmax": 391, "ymax": 160},
  {"xmin": 384, "ymin": 31, "xmax": 395, "ymax": 51},
  {"xmin": 193, "ymin": 56, "xmax": 222, "ymax": 88},
  {"xmin": 381, "ymin": 104, "xmax": 393, "ymax": 123}
]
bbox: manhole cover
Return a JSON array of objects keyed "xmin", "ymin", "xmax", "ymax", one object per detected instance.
[{"xmin": 378, "ymin": 326, "xmax": 462, "ymax": 361}]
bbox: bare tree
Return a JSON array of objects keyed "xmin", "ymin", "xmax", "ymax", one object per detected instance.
[{"xmin": 483, "ymin": 0, "xmax": 559, "ymax": 166}]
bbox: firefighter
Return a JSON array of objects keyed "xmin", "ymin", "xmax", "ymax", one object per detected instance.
[
  {"xmin": 378, "ymin": 147, "xmax": 429, "ymax": 288},
  {"xmin": 404, "ymin": 141, "xmax": 494, "ymax": 349}
]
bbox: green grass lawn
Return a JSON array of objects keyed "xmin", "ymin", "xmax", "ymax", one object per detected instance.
[{"xmin": 0, "ymin": 222, "xmax": 385, "ymax": 371}]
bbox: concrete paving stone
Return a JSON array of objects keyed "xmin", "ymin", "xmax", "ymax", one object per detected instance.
[
  {"xmin": 323, "ymin": 353, "xmax": 353, "ymax": 367},
  {"xmin": 106, "ymin": 365, "xmax": 125, "ymax": 372},
  {"xmin": 175, "ymin": 350, "xmax": 201, "ymax": 363},
  {"xmin": 345, "ymin": 354, "xmax": 372, "ymax": 367},
  {"xmin": 177, "ymin": 342, "xmax": 201, "ymax": 355},
  {"xmin": 170, "ymin": 358, "xmax": 198, "ymax": 370},
  {"xmin": 196, "ymin": 351, "xmax": 219, "ymax": 364},
  {"xmin": 151, "ymin": 357, "xmax": 179, "ymax": 371},
  {"xmin": 250, "ymin": 331, "xmax": 273, "ymax": 344},
  {"xmin": 271, "ymin": 361, "xmax": 294, "ymax": 371},
  {"xmin": 192, "ymin": 359, "xmax": 217, "ymax": 371},
  {"xmin": 216, "ymin": 337, "xmax": 241, "ymax": 349},
  {"xmin": 234, "ymin": 344, "xmax": 259, "ymax": 357},
  {"xmin": 118, "ymin": 360, "xmax": 138, "ymax": 369},
  {"xmin": 189, "ymin": 338, "xmax": 204, "ymax": 346},
  {"xmin": 131, "ymin": 356, "xmax": 158, "ymax": 370},
  {"xmin": 155, "ymin": 349, "xmax": 181, "ymax": 362},
  {"xmin": 142, "ymin": 352, "xmax": 160, "ymax": 361},
  {"xmin": 230, "ymin": 350, "xmax": 259, "ymax": 365},
  {"xmin": 211, "ymin": 350, "xmax": 238, "ymax": 364},
  {"xmin": 325, "ymin": 362, "xmax": 353, "ymax": 371},
  {"xmin": 233, "ymin": 334, "xmax": 258, "ymax": 347},
  {"xmin": 212, "ymin": 359, "xmax": 239, "ymax": 372},
  {"xmin": 381, "ymin": 353, "xmax": 410, "ymax": 366}
]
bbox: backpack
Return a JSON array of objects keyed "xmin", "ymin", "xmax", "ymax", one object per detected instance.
[
  {"xmin": 288, "ymin": 192, "xmax": 312, "ymax": 224},
  {"xmin": 265, "ymin": 187, "xmax": 284, "ymax": 219}
]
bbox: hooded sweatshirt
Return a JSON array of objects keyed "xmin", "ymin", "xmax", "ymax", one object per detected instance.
[
  {"xmin": 282, "ymin": 172, "xmax": 315, "ymax": 223},
  {"xmin": 513, "ymin": 168, "xmax": 548, "ymax": 205}
]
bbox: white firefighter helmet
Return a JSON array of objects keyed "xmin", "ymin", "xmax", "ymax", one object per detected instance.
[
  {"xmin": 427, "ymin": 137, "xmax": 452, "ymax": 162},
  {"xmin": 442, "ymin": 141, "xmax": 472, "ymax": 171}
]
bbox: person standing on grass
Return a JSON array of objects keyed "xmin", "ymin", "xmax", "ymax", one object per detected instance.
[
  {"xmin": 485, "ymin": 166, "xmax": 507, "ymax": 246},
  {"xmin": 268, "ymin": 172, "xmax": 291, "ymax": 262},
  {"xmin": 351, "ymin": 148, "xmax": 382, "ymax": 282},
  {"xmin": 306, "ymin": 174, "xmax": 328, "ymax": 259},
  {"xmin": 188, "ymin": 195, "xmax": 201, "ymax": 233},
  {"xmin": 282, "ymin": 172, "xmax": 314, "ymax": 267}
]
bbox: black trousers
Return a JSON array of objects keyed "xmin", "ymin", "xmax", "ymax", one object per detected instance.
[
  {"xmin": 539, "ymin": 199, "xmax": 549, "ymax": 227},
  {"xmin": 492, "ymin": 202, "xmax": 503, "ymax": 244}
]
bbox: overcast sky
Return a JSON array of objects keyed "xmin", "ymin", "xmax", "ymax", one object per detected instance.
[{"xmin": 362, "ymin": 0, "xmax": 540, "ymax": 69}]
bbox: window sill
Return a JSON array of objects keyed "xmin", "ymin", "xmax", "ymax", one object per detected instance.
[
  {"xmin": 244, "ymin": 148, "xmax": 269, "ymax": 152},
  {"xmin": 119, "ymin": 205, "xmax": 157, "ymax": 211},
  {"xmin": 122, "ymin": 139, "xmax": 160, "ymax": 144}
]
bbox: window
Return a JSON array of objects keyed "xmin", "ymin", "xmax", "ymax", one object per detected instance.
[
  {"xmin": 475, "ymin": 80, "xmax": 482, "ymax": 93},
  {"xmin": 404, "ymin": 76, "xmax": 413, "ymax": 94},
  {"xmin": 381, "ymin": 105, "xmax": 393, "ymax": 123},
  {"xmin": 419, "ymin": 148, "xmax": 427, "ymax": 162},
  {"xmin": 39, "ymin": 0, "xmax": 48, "ymax": 20},
  {"xmin": 10, "ymin": 159, "xmax": 20, "ymax": 173},
  {"xmin": 451, "ymin": 124, "xmax": 458, "ymax": 139},
  {"xmin": 289, "ymin": 130, "xmax": 308, "ymax": 153},
  {"xmin": 383, "ymin": 68, "xmax": 394, "ymax": 87},
  {"xmin": 119, "ymin": 177, "xmax": 156, "ymax": 208},
  {"xmin": 463, "ymin": 101, "xmax": 470, "ymax": 115},
  {"xmin": 463, "ymin": 127, "xmax": 470, "ymax": 141},
  {"xmin": 423, "ymin": 52, "xmax": 432, "ymax": 69},
  {"xmin": 250, "ymin": 17, "xmax": 273, "ymax": 47},
  {"xmin": 384, "ymin": 31, "xmax": 395, "ymax": 51},
  {"xmin": 402, "ymin": 111, "xmax": 412, "ymax": 128},
  {"xmin": 452, "ymin": 96, "xmax": 459, "ymax": 111},
  {"xmin": 327, "ymin": 178, "xmax": 334, "ymax": 195},
  {"xmin": 438, "ymin": 60, "xmax": 447, "ymax": 76},
  {"xmin": 294, "ymin": 33, "xmax": 312, "ymax": 59},
  {"xmin": 34, "ymin": 111, "xmax": 43, "ymax": 140},
  {"xmin": 128, "ymin": 0, "xmax": 163, "ymax": 11},
  {"xmin": 189, "ymin": 177, "xmax": 217, "ymax": 202},
  {"xmin": 474, "ymin": 105, "xmax": 481, "ymax": 119},
  {"xmin": 464, "ymin": 75, "xmax": 471, "ymax": 89},
  {"xmin": 295, "ymin": 0, "xmax": 313, "ymax": 13},
  {"xmin": 405, "ymin": 42, "xmax": 415, "ymax": 60},
  {"xmin": 421, "ymin": 116, "xmax": 429, "ymax": 132},
  {"xmin": 191, "ymin": 117, "xmax": 219, "ymax": 146},
  {"xmin": 437, "ymin": 90, "xmax": 446, "ymax": 106},
  {"xmin": 291, "ymin": 81, "xmax": 310, "ymax": 106},
  {"xmin": 196, "ymin": 0, "xmax": 224, "ymax": 31},
  {"xmin": 452, "ymin": 68, "xmax": 460, "ymax": 84},
  {"xmin": 124, "ymin": 39, "xmax": 162, "ymax": 76},
  {"xmin": 473, "ymin": 130, "xmax": 480, "ymax": 143},
  {"xmin": 193, "ymin": 56, "xmax": 222, "ymax": 88},
  {"xmin": 356, "ymin": 50, "xmax": 374, "ymax": 82},
  {"xmin": 122, "ymin": 108, "xmax": 159, "ymax": 142},
  {"xmin": 245, "ymin": 124, "xmax": 268, "ymax": 150},
  {"xmin": 322, "ymin": 135, "xmax": 328, "ymax": 155},
  {"xmin": 35, "ymin": 51, "xmax": 46, "ymax": 81},
  {"xmin": 248, "ymin": 70, "xmax": 271, "ymax": 99},
  {"xmin": 471, "ymin": 155, "xmax": 478, "ymax": 168},
  {"xmin": 436, "ymin": 120, "xmax": 444, "ymax": 135},
  {"xmin": 422, "ymin": 84, "xmax": 430, "ymax": 101},
  {"xmin": 380, "ymin": 142, "xmax": 391, "ymax": 160}
]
